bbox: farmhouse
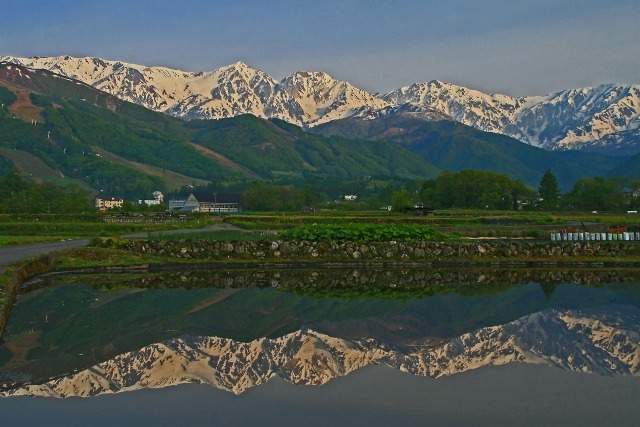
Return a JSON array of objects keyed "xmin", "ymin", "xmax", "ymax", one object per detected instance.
[
  {"xmin": 180, "ymin": 192, "xmax": 242, "ymax": 213},
  {"xmin": 168, "ymin": 199, "xmax": 187, "ymax": 211},
  {"xmin": 95, "ymin": 196, "xmax": 124, "ymax": 211}
]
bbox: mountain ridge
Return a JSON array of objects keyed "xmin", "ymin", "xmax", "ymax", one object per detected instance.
[{"xmin": 3, "ymin": 55, "xmax": 639, "ymax": 154}]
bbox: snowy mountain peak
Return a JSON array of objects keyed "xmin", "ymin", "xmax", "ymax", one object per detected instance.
[
  {"xmin": 280, "ymin": 70, "xmax": 391, "ymax": 124},
  {"xmin": 2, "ymin": 54, "xmax": 639, "ymax": 152},
  {"xmin": 215, "ymin": 60, "xmax": 272, "ymax": 81}
]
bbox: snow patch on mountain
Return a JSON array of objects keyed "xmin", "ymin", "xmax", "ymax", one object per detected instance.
[{"xmin": 280, "ymin": 71, "xmax": 391, "ymax": 125}]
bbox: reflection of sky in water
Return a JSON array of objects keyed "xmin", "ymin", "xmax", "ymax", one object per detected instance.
[{"xmin": 1, "ymin": 269, "xmax": 639, "ymax": 400}]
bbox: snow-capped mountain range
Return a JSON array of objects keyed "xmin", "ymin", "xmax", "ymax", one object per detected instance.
[
  {"xmin": 1, "ymin": 55, "xmax": 639, "ymax": 152},
  {"xmin": 3, "ymin": 308, "xmax": 638, "ymax": 398}
]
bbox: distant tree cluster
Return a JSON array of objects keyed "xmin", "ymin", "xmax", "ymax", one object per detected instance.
[
  {"xmin": 411, "ymin": 169, "xmax": 640, "ymax": 212},
  {"xmin": 242, "ymin": 183, "xmax": 323, "ymax": 211},
  {"xmin": 562, "ymin": 176, "xmax": 633, "ymax": 211},
  {"xmin": 0, "ymin": 171, "xmax": 93, "ymax": 213},
  {"xmin": 229, "ymin": 169, "xmax": 640, "ymax": 213},
  {"xmin": 418, "ymin": 170, "xmax": 532, "ymax": 210}
]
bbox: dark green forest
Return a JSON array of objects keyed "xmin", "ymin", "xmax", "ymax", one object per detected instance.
[{"xmin": 0, "ymin": 171, "xmax": 93, "ymax": 214}]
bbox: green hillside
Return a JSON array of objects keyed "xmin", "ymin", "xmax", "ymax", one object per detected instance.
[
  {"xmin": 0, "ymin": 63, "xmax": 439, "ymax": 198},
  {"xmin": 189, "ymin": 116, "xmax": 439, "ymax": 179},
  {"xmin": 313, "ymin": 115, "xmax": 625, "ymax": 190},
  {"xmin": 610, "ymin": 151, "xmax": 640, "ymax": 180}
]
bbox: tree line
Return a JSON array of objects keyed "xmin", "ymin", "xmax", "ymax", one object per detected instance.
[
  {"xmin": 0, "ymin": 171, "xmax": 93, "ymax": 214},
  {"xmin": 405, "ymin": 169, "xmax": 640, "ymax": 212},
  {"xmin": 1, "ymin": 167, "xmax": 637, "ymax": 214},
  {"xmin": 200, "ymin": 169, "xmax": 640, "ymax": 213}
]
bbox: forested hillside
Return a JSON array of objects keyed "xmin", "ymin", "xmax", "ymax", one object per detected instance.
[
  {"xmin": 313, "ymin": 115, "xmax": 623, "ymax": 190},
  {"xmin": 0, "ymin": 63, "xmax": 439, "ymax": 199}
]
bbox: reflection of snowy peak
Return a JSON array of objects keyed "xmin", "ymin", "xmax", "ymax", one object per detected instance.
[
  {"xmin": 4, "ymin": 308, "xmax": 638, "ymax": 398},
  {"xmin": 2, "ymin": 55, "xmax": 639, "ymax": 153}
]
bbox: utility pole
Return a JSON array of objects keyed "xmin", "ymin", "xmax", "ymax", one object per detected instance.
[{"xmin": 163, "ymin": 161, "xmax": 167, "ymax": 192}]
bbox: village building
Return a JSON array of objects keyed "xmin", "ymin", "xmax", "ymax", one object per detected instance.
[
  {"xmin": 95, "ymin": 196, "xmax": 124, "ymax": 211},
  {"xmin": 168, "ymin": 199, "xmax": 187, "ymax": 211},
  {"xmin": 139, "ymin": 191, "xmax": 164, "ymax": 206},
  {"xmin": 139, "ymin": 198, "xmax": 162, "ymax": 206},
  {"xmin": 169, "ymin": 192, "xmax": 242, "ymax": 213}
]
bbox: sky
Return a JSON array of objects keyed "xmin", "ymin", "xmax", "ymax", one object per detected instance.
[{"xmin": 2, "ymin": 0, "xmax": 639, "ymax": 96}]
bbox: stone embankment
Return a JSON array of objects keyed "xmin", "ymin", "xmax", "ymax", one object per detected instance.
[{"xmin": 105, "ymin": 239, "xmax": 640, "ymax": 261}]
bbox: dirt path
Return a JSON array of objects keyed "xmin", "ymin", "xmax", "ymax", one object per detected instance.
[{"xmin": 187, "ymin": 143, "xmax": 260, "ymax": 178}]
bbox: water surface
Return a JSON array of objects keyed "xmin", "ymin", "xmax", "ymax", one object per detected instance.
[{"xmin": 1, "ymin": 267, "xmax": 639, "ymax": 424}]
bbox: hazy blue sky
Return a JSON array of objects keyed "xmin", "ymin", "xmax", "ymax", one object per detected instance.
[{"xmin": 2, "ymin": 0, "xmax": 638, "ymax": 95}]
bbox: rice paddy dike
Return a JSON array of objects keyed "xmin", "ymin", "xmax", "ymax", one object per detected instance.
[{"xmin": 99, "ymin": 238, "xmax": 640, "ymax": 264}]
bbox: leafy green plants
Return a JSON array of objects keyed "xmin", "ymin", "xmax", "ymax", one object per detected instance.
[{"xmin": 279, "ymin": 223, "xmax": 454, "ymax": 242}]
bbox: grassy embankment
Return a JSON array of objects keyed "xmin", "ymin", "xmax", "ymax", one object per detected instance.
[
  {"xmin": 0, "ymin": 213, "xmax": 216, "ymax": 244},
  {"xmin": 2, "ymin": 209, "xmax": 640, "ymax": 271},
  {"xmin": 49, "ymin": 209, "xmax": 640, "ymax": 269}
]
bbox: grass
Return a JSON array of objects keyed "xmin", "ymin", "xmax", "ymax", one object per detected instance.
[
  {"xmin": 0, "ymin": 215, "xmax": 216, "ymax": 244},
  {"xmin": 223, "ymin": 210, "xmax": 640, "ymax": 238},
  {"xmin": 148, "ymin": 230, "xmax": 278, "ymax": 242},
  {"xmin": 279, "ymin": 223, "xmax": 456, "ymax": 242},
  {"xmin": 90, "ymin": 146, "xmax": 210, "ymax": 192},
  {"xmin": 54, "ymin": 247, "xmax": 173, "ymax": 269},
  {"xmin": 0, "ymin": 235, "xmax": 72, "ymax": 245}
]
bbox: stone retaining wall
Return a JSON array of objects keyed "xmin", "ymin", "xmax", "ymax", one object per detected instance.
[{"xmin": 108, "ymin": 239, "xmax": 640, "ymax": 261}]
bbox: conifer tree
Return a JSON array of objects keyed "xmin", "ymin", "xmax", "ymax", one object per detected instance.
[{"xmin": 538, "ymin": 169, "xmax": 560, "ymax": 210}]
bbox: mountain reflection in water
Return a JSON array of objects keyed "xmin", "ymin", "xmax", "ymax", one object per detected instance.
[{"xmin": 1, "ymin": 267, "xmax": 639, "ymax": 397}]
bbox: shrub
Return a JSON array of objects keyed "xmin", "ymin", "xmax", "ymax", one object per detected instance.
[{"xmin": 279, "ymin": 224, "xmax": 454, "ymax": 242}]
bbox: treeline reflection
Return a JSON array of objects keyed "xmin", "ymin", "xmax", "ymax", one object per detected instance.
[{"xmin": 36, "ymin": 267, "xmax": 640, "ymax": 299}]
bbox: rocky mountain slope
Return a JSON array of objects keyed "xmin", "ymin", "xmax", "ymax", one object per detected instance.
[
  {"xmin": 4, "ymin": 307, "xmax": 638, "ymax": 398},
  {"xmin": 3, "ymin": 55, "xmax": 639, "ymax": 154}
]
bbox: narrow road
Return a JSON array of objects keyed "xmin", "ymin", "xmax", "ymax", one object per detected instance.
[
  {"xmin": 0, "ymin": 223, "xmax": 248, "ymax": 273},
  {"xmin": 0, "ymin": 239, "xmax": 90, "ymax": 273}
]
